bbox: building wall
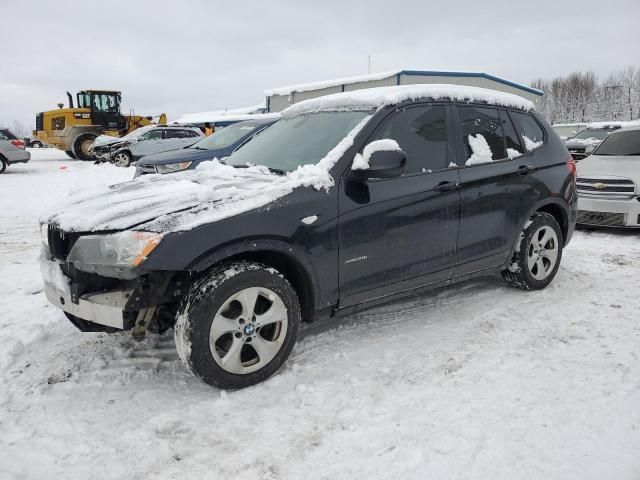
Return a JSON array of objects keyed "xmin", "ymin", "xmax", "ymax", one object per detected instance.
[
  {"xmin": 399, "ymin": 73, "xmax": 541, "ymax": 107},
  {"xmin": 267, "ymin": 72, "xmax": 542, "ymax": 112}
]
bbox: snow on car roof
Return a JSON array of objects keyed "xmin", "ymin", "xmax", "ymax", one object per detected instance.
[
  {"xmin": 282, "ymin": 84, "xmax": 535, "ymax": 118},
  {"xmin": 585, "ymin": 120, "xmax": 640, "ymax": 129}
]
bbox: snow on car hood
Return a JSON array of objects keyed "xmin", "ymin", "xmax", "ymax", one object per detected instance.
[
  {"xmin": 92, "ymin": 134, "xmax": 123, "ymax": 148},
  {"xmin": 42, "ymin": 115, "xmax": 372, "ymax": 233},
  {"xmin": 577, "ymin": 155, "xmax": 640, "ymax": 183},
  {"xmin": 42, "ymin": 162, "xmax": 294, "ymax": 233},
  {"xmin": 566, "ymin": 137, "xmax": 603, "ymax": 148}
]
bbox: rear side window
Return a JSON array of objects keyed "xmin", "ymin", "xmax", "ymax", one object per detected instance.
[
  {"xmin": 165, "ymin": 129, "xmax": 195, "ymax": 139},
  {"xmin": 370, "ymin": 105, "xmax": 448, "ymax": 174},
  {"xmin": 511, "ymin": 112, "xmax": 545, "ymax": 151},
  {"xmin": 500, "ymin": 110, "xmax": 524, "ymax": 159},
  {"xmin": 457, "ymin": 106, "xmax": 506, "ymax": 165}
]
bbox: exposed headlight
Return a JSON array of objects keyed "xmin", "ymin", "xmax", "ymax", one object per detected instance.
[
  {"xmin": 67, "ymin": 231, "xmax": 163, "ymax": 278},
  {"xmin": 155, "ymin": 161, "xmax": 192, "ymax": 174}
]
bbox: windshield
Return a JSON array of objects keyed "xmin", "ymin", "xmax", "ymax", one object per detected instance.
[
  {"xmin": 192, "ymin": 122, "xmax": 262, "ymax": 150},
  {"xmin": 594, "ymin": 130, "xmax": 640, "ymax": 156},
  {"xmin": 226, "ymin": 111, "xmax": 370, "ymax": 172},
  {"xmin": 573, "ymin": 128, "xmax": 613, "ymax": 141}
]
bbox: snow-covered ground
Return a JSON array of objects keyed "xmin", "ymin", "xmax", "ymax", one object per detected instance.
[{"xmin": 1, "ymin": 150, "xmax": 639, "ymax": 480}]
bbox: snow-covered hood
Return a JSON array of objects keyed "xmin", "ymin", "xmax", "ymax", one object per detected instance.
[
  {"xmin": 566, "ymin": 137, "xmax": 602, "ymax": 149},
  {"xmin": 92, "ymin": 134, "xmax": 123, "ymax": 149},
  {"xmin": 577, "ymin": 155, "xmax": 640, "ymax": 182},
  {"xmin": 42, "ymin": 162, "xmax": 296, "ymax": 233}
]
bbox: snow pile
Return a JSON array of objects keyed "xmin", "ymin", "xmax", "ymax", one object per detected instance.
[
  {"xmin": 352, "ymin": 139, "xmax": 401, "ymax": 170},
  {"xmin": 465, "ymin": 134, "xmax": 493, "ymax": 165},
  {"xmin": 283, "ymin": 84, "xmax": 535, "ymax": 118},
  {"xmin": 566, "ymin": 137, "xmax": 602, "ymax": 148},
  {"xmin": 523, "ymin": 134, "xmax": 543, "ymax": 151},
  {"xmin": 42, "ymin": 116, "xmax": 372, "ymax": 233}
]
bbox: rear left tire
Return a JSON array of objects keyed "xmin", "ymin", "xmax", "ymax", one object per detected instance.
[
  {"xmin": 175, "ymin": 262, "xmax": 300, "ymax": 389},
  {"xmin": 502, "ymin": 212, "xmax": 563, "ymax": 290}
]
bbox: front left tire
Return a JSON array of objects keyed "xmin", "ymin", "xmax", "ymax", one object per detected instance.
[{"xmin": 175, "ymin": 262, "xmax": 300, "ymax": 389}]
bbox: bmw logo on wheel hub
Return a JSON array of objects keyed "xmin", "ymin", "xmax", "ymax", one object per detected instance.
[{"xmin": 244, "ymin": 323, "xmax": 255, "ymax": 336}]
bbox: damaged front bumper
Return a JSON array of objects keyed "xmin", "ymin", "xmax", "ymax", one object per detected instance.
[
  {"xmin": 40, "ymin": 251, "xmax": 180, "ymax": 332},
  {"xmin": 41, "ymin": 255, "xmax": 133, "ymax": 329}
]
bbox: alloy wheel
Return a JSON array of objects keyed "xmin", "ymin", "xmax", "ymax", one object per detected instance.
[
  {"xmin": 527, "ymin": 226, "xmax": 559, "ymax": 281},
  {"xmin": 209, "ymin": 287, "xmax": 288, "ymax": 375}
]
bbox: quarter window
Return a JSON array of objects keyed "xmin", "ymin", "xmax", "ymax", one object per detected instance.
[
  {"xmin": 370, "ymin": 105, "xmax": 448, "ymax": 174},
  {"xmin": 458, "ymin": 106, "xmax": 506, "ymax": 165},
  {"xmin": 501, "ymin": 110, "xmax": 524, "ymax": 159},
  {"xmin": 511, "ymin": 112, "xmax": 545, "ymax": 151}
]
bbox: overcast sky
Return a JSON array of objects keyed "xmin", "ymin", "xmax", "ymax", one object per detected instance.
[{"xmin": 2, "ymin": 0, "xmax": 639, "ymax": 129}]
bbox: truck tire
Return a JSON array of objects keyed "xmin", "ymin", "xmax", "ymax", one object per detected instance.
[
  {"xmin": 72, "ymin": 133, "xmax": 97, "ymax": 161},
  {"xmin": 502, "ymin": 212, "xmax": 563, "ymax": 291},
  {"xmin": 65, "ymin": 151, "xmax": 77, "ymax": 159},
  {"xmin": 175, "ymin": 262, "xmax": 301, "ymax": 389}
]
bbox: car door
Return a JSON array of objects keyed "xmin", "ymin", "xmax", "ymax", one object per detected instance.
[
  {"xmin": 338, "ymin": 104, "xmax": 461, "ymax": 307},
  {"xmin": 453, "ymin": 106, "xmax": 542, "ymax": 274}
]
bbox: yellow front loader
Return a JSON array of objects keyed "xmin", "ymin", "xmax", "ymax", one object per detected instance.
[{"xmin": 34, "ymin": 90, "xmax": 167, "ymax": 160}]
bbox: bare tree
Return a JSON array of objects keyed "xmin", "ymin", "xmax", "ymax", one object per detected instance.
[{"xmin": 11, "ymin": 120, "xmax": 29, "ymax": 138}]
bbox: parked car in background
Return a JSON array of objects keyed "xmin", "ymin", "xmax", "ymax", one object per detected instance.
[
  {"xmin": 551, "ymin": 123, "xmax": 586, "ymax": 140},
  {"xmin": 576, "ymin": 125, "xmax": 640, "ymax": 228},
  {"xmin": 0, "ymin": 128, "xmax": 30, "ymax": 174},
  {"xmin": 565, "ymin": 121, "xmax": 639, "ymax": 161},
  {"xmin": 135, "ymin": 117, "xmax": 278, "ymax": 176},
  {"xmin": 90, "ymin": 125, "xmax": 203, "ymax": 167},
  {"xmin": 40, "ymin": 84, "xmax": 576, "ymax": 389},
  {"xmin": 25, "ymin": 136, "xmax": 46, "ymax": 148}
]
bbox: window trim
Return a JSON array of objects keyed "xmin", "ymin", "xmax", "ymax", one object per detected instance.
[{"xmin": 356, "ymin": 102, "xmax": 453, "ymax": 177}]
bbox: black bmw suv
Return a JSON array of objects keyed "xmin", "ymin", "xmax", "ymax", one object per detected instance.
[{"xmin": 40, "ymin": 85, "xmax": 577, "ymax": 389}]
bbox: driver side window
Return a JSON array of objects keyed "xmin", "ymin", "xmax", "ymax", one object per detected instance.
[
  {"xmin": 139, "ymin": 129, "xmax": 163, "ymax": 141},
  {"xmin": 368, "ymin": 105, "xmax": 448, "ymax": 174}
]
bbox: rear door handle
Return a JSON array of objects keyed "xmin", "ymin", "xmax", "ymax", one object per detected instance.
[
  {"xmin": 517, "ymin": 165, "xmax": 536, "ymax": 175},
  {"xmin": 434, "ymin": 181, "xmax": 460, "ymax": 192}
]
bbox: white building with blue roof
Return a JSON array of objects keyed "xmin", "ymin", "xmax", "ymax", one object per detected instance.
[{"xmin": 265, "ymin": 69, "xmax": 543, "ymax": 112}]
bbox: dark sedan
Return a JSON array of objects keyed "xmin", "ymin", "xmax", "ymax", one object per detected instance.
[{"xmin": 135, "ymin": 117, "xmax": 278, "ymax": 176}]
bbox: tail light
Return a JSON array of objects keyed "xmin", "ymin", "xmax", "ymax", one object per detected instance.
[
  {"xmin": 567, "ymin": 156, "xmax": 577, "ymax": 181},
  {"xmin": 11, "ymin": 139, "xmax": 25, "ymax": 149}
]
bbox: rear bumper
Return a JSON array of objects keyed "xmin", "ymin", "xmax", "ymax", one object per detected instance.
[
  {"xmin": 577, "ymin": 195, "xmax": 640, "ymax": 227},
  {"xmin": 41, "ymin": 257, "xmax": 131, "ymax": 330},
  {"xmin": 5, "ymin": 150, "xmax": 30, "ymax": 164}
]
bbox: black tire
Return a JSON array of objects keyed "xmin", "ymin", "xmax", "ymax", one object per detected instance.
[
  {"xmin": 30, "ymin": 141, "xmax": 43, "ymax": 148},
  {"xmin": 72, "ymin": 133, "xmax": 97, "ymax": 161},
  {"xmin": 0, "ymin": 156, "xmax": 6, "ymax": 174},
  {"xmin": 65, "ymin": 150, "xmax": 77, "ymax": 159},
  {"xmin": 502, "ymin": 212, "xmax": 563, "ymax": 290},
  {"xmin": 113, "ymin": 150, "xmax": 132, "ymax": 167},
  {"xmin": 175, "ymin": 262, "xmax": 301, "ymax": 389},
  {"xmin": 64, "ymin": 313, "xmax": 118, "ymax": 333}
]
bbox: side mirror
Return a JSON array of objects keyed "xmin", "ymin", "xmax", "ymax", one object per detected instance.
[{"xmin": 351, "ymin": 140, "xmax": 406, "ymax": 180}]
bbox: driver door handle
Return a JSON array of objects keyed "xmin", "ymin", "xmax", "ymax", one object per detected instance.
[
  {"xmin": 517, "ymin": 165, "xmax": 536, "ymax": 175},
  {"xmin": 434, "ymin": 181, "xmax": 460, "ymax": 192}
]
